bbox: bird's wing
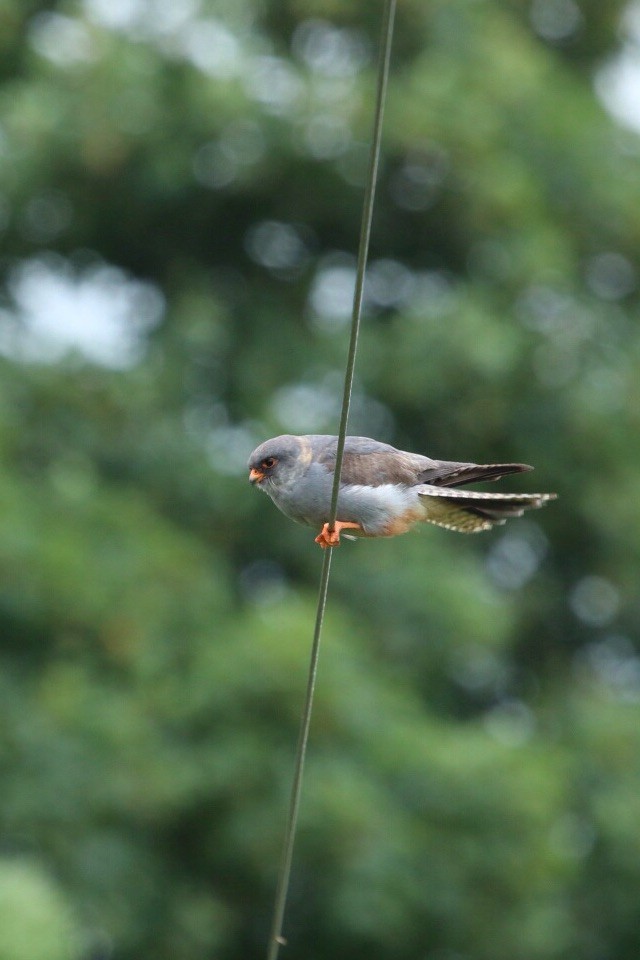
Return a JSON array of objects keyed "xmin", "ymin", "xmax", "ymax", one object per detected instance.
[
  {"xmin": 313, "ymin": 435, "xmax": 534, "ymax": 489},
  {"xmin": 417, "ymin": 485, "xmax": 556, "ymax": 533},
  {"xmin": 418, "ymin": 461, "xmax": 533, "ymax": 487},
  {"xmin": 314, "ymin": 436, "xmax": 423, "ymax": 487}
]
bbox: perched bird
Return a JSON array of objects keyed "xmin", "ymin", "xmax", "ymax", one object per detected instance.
[{"xmin": 248, "ymin": 434, "xmax": 556, "ymax": 548}]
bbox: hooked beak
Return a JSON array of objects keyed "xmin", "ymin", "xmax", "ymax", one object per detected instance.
[{"xmin": 249, "ymin": 467, "xmax": 265, "ymax": 484}]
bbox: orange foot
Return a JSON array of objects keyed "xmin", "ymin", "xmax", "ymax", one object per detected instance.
[{"xmin": 314, "ymin": 521, "xmax": 363, "ymax": 548}]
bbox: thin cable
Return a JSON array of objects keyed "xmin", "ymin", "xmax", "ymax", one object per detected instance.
[
  {"xmin": 265, "ymin": 3, "xmax": 396, "ymax": 959},
  {"xmin": 329, "ymin": 0, "xmax": 397, "ymax": 528},
  {"xmin": 265, "ymin": 547, "xmax": 332, "ymax": 960}
]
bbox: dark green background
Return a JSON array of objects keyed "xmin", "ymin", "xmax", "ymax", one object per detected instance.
[{"xmin": 1, "ymin": 1, "xmax": 639, "ymax": 958}]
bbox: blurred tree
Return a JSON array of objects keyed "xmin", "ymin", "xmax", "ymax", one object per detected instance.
[{"xmin": 0, "ymin": 1, "xmax": 639, "ymax": 959}]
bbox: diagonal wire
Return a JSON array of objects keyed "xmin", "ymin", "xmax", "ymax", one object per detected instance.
[
  {"xmin": 265, "ymin": 545, "xmax": 333, "ymax": 960},
  {"xmin": 328, "ymin": 0, "xmax": 397, "ymax": 530},
  {"xmin": 265, "ymin": 3, "xmax": 397, "ymax": 958}
]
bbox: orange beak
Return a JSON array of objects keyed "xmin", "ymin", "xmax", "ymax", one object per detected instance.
[{"xmin": 249, "ymin": 468, "xmax": 265, "ymax": 484}]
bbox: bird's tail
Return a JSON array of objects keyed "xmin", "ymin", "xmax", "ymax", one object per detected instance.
[{"xmin": 416, "ymin": 485, "xmax": 557, "ymax": 533}]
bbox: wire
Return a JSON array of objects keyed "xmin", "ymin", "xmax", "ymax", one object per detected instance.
[
  {"xmin": 329, "ymin": 0, "xmax": 397, "ymax": 529},
  {"xmin": 265, "ymin": 546, "xmax": 333, "ymax": 960},
  {"xmin": 265, "ymin": 3, "xmax": 397, "ymax": 958}
]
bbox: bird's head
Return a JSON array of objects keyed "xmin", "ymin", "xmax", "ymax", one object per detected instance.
[{"xmin": 248, "ymin": 435, "xmax": 310, "ymax": 490}]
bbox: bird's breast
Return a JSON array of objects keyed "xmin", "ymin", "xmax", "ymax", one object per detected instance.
[
  {"xmin": 266, "ymin": 471, "xmax": 422, "ymax": 536},
  {"xmin": 266, "ymin": 473, "xmax": 332, "ymax": 526}
]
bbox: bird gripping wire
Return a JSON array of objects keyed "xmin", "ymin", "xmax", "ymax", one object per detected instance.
[{"xmin": 265, "ymin": 2, "xmax": 397, "ymax": 958}]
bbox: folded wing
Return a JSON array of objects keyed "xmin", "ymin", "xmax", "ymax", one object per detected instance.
[{"xmin": 420, "ymin": 461, "xmax": 533, "ymax": 487}]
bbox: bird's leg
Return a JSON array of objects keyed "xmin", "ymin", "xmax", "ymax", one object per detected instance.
[{"xmin": 314, "ymin": 521, "xmax": 362, "ymax": 548}]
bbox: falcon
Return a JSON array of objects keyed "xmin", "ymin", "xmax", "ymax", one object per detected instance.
[{"xmin": 248, "ymin": 434, "xmax": 556, "ymax": 548}]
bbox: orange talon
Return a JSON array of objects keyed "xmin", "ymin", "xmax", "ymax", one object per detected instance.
[{"xmin": 314, "ymin": 521, "xmax": 362, "ymax": 548}]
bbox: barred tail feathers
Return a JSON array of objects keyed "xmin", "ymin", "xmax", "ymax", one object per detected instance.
[{"xmin": 416, "ymin": 485, "xmax": 557, "ymax": 534}]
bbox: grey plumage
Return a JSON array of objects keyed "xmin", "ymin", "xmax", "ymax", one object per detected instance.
[{"xmin": 248, "ymin": 434, "xmax": 556, "ymax": 540}]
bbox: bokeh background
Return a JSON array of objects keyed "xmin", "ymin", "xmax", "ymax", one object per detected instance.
[{"xmin": 2, "ymin": 1, "xmax": 640, "ymax": 958}]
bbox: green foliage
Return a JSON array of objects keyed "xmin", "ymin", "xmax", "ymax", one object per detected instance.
[
  {"xmin": 0, "ymin": 859, "xmax": 79, "ymax": 960},
  {"xmin": 0, "ymin": 1, "xmax": 638, "ymax": 958}
]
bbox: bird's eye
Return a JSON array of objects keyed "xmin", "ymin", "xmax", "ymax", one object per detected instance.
[{"xmin": 262, "ymin": 457, "xmax": 276, "ymax": 470}]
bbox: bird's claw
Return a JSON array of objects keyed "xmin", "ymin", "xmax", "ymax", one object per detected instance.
[
  {"xmin": 314, "ymin": 521, "xmax": 362, "ymax": 548},
  {"xmin": 315, "ymin": 523, "xmax": 341, "ymax": 548}
]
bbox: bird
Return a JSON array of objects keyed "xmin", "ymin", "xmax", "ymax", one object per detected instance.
[{"xmin": 248, "ymin": 434, "xmax": 556, "ymax": 548}]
